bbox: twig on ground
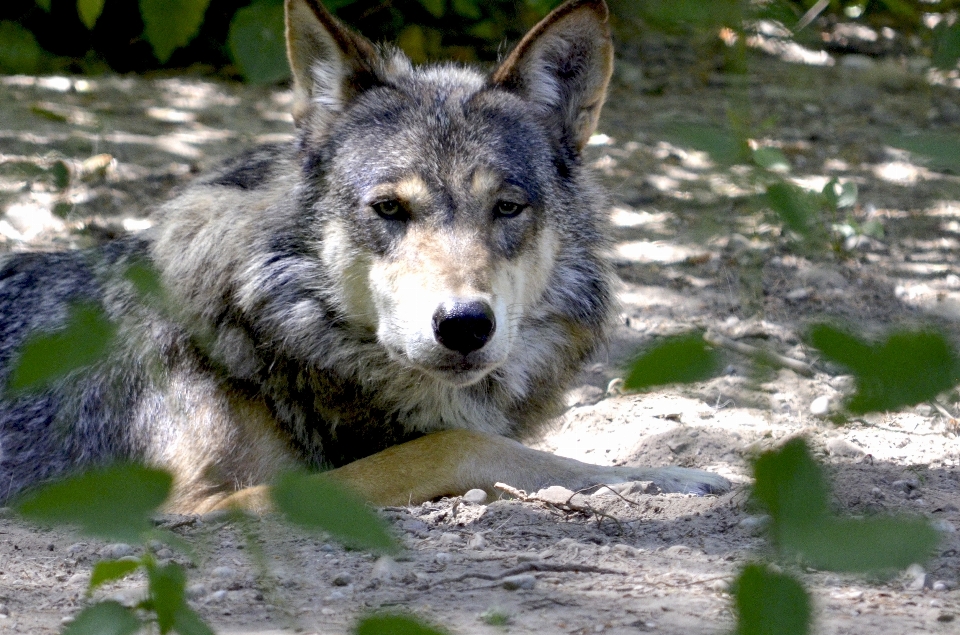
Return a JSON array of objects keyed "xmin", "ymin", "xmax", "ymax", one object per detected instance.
[
  {"xmin": 432, "ymin": 561, "xmax": 627, "ymax": 587},
  {"xmin": 494, "ymin": 482, "xmax": 625, "ymax": 533},
  {"xmin": 704, "ymin": 330, "xmax": 815, "ymax": 377}
]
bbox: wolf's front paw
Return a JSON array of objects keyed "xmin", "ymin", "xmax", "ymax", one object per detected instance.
[
  {"xmin": 647, "ymin": 466, "xmax": 731, "ymax": 496},
  {"xmin": 596, "ymin": 465, "xmax": 731, "ymax": 497}
]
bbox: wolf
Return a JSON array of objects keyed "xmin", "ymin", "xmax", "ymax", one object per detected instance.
[{"xmin": 0, "ymin": 0, "xmax": 729, "ymax": 513}]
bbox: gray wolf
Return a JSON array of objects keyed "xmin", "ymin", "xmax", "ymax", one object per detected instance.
[{"xmin": 0, "ymin": 0, "xmax": 729, "ymax": 513}]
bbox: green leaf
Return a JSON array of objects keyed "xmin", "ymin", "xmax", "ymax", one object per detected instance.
[
  {"xmin": 14, "ymin": 464, "xmax": 172, "ymax": 543},
  {"xmin": 173, "ymin": 604, "xmax": 216, "ymax": 635},
  {"xmin": 661, "ymin": 122, "xmax": 746, "ymax": 165},
  {"xmin": 6, "ymin": 302, "xmax": 117, "ymax": 394},
  {"xmin": 734, "ymin": 565, "xmax": 810, "ymax": 635},
  {"xmin": 272, "ymin": 472, "xmax": 399, "ymax": 554},
  {"xmin": 35, "ymin": 0, "xmax": 52, "ymax": 11},
  {"xmin": 623, "ymin": 330, "xmax": 722, "ymax": 391},
  {"xmin": 139, "ymin": 0, "xmax": 211, "ymax": 63},
  {"xmin": 355, "ymin": 614, "xmax": 449, "ymax": 635},
  {"xmin": 752, "ymin": 147, "xmax": 790, "ymax": 172},
  {"xmin": 0, "ymin": 21, "xmax": 41, "ymax": 74},
  {"xmin": 90, "ymin": 559, "xmax": 141, "ymax": 591},
  {"xmin": 836, "ymin": 181, "xmax": 857, "ymax": 208},
  {"xmin": 77, "ymin": 0, "xmax": 105, "ymax": 29},
  {"xmin": 766, "ymin": 182, "xmax": 819, "ymax": 236},
  {"xmin": 782, "ymin": 517, "xmax": 939, "ymax": 572},
  {"xmin": 147, "ymin": 561, "xmax": 186, "ymax": 634},
  {"xmin": 451, "ymin": 0, "xmax": 481, "ymax": 19},
  {"xmin": 62, "ymin": 601, "xmax": 142, "ymax": 635},
  {"xmin": 933, "ymin": 21, "xmax": 960, "ymax": 71},
  {"xmin": 524, "ymin": 0, "xmax": 558, "ymax": 16},
  {"xmin": 808, "ymin": 325, "xmax": 960, "ymax": 414},
  {"xmin": 228, "ymin": 0, "xmax": 290, "ymax": 84},
  {"xmin": 876, "ymin": 0, "xmax": 916, "ymax": 19},
  {"xmin": 418, "ymin": 0, "xmax": 446, "ymax": 19},
  {"xmin": 635, "ymin": 0, "xmax": 745, "ymax": 31},
  {"xmin": 124, "ymin": 259, "xmax": 165, "ymax": 302},
  {"xmin": 752, "ymin": 437, "xmax": 830, "ymax": 530},
  {"xmin": 885, "ymin": 132, "xmax": 960, "ymax": 173}
]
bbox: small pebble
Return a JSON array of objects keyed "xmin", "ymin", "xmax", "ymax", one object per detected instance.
[
  {"xmin": 826, "ymin": 438, "xmax": 865, "ymax": 458},
  {"xmin": 467, "ymin": 533, "xmax": 486, "ymax": 550},
  {"xmin": 321, "ymin": 608, "xmax": 336, "ymax": 616},
  {"xmin": 103, "ymin": 543, "xmax": 135, "ymax": 559},
  {"xmin": 463, "ymin": 489, "xmax": 487, "ymax": 505},
  {"xmin": 738, "ymin": 515, "xmax": 770, "ymax": 535},
  {"xmin": 933, "ymin": 580, "xmax": 950, "ymax": 591},
  {"xmin": 186, "ymin": 583, "xmax": 206, "ymax": 599},
  {"xmin": 914, "ymin": 403, "xmax": 934, "ymax": 417},
  {"xmin": 66, "ymin": 573, "xmax": 87, "ymax": 586},
  {"xmin": 155, "ymin": 548, "xmax": 174, "ymax": 559},
  {"xmin": 320, "ymin": 543, "xmax": 336, "ymax": 552},
  {"xmin": 810, "ymin": 396, "xmax": 831, "ymax": 417},
  {"xmin": 212, "ymin": 566, "xmax": 236, "ymax": 579},
  {"xmin": 66, "ymin": 543, "xmax": 87, "ymax": 557},
  {"xmin": 502, "ymin": 574, "xmax": 536, "ymax": 590},
  {"xmin": 906, "ymin": 564, "xmax": 930, "ymax": 591},
  {"xmin": 206, "ymin": 590, "xmax": 228, "ymax": 603},
  {"xmin": 932, "ymin": 519, "xmax": 956, "ymax": 533},
  {"xmin": 612, "ymin": 544, "xmax": 638, "ymax": 557},
  {"xmin": 401, "ymin": 519, "xmax": 429, "ymax": 535},
  {"xmin": 828, "ymin": 375, "xmax": 855, "ymax": 391},
  {"xmin": 332, "ymin": 572, "xmax": 353, "ymax": 586},
  {"xmin": 435, "ymin": 552, "xmax": 452, "ymax": 565},
  {"xmin": 370, "ymin": 556, "xmax": 401, "ymax": 581},
  {"xmin": 534, "ymin": 485, "xmax": 577, "ymax": 506},
  {"xmin": 0, "ymin": 604, "xmax": 9, "ymax": 617},
  {"xmin": 892, "ymin": 478, "xmax": 919, "ymax": 493},
  {"xmin": 664, "ymin": 545, "xmax": 691, "ymax": 555},
  {"xmin": 438, "ymin": 532, "xmax": 461, "ymax": 546},
  {"xmin": 709, "ymin": 578, "xmax": 731, "ymax": 593}
]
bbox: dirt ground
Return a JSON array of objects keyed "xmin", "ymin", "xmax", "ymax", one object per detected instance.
[{"xmin": 1, "ymin": 24, "xmax": 960, "ymax": 635}]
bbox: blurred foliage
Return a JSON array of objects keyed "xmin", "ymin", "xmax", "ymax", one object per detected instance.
[
  {"xmin": 354, "ymin": 613, "xmax": 450, "ymax": 635},
  {"xmin": 738, "ymin": 437, "xmax": 940, "ymax": 633},
  {"xmin": 808, "ymin": 324, "xmax": 960, "ymax": 413},
  {"xmin": 14, "ymin": 463, "xmax": 172, "ymax": 542},
  {"xmin": 2, "ymin": 0, "xmax": 960, "ymax": 79},
  {"xmin": 623, "ymin": 330, "xmax": 723, "ymax": 391},
  {"xmin": 5, "ymin": 302, "xmax": 116, "ymax": 395},
  {"xmin": 271, "ymin": 470, "xmax": 400, "ymax": 554},
  {"xmin": 734, "ymin": 564, "xmax": 811, "ymax": 635}
]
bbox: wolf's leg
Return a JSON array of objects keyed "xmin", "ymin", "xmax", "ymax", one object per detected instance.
[
  {"xmin": 328, "ymin": 429, "xmax": 731, "ymax": 505},
  {"xmin": 211, "ymin": 429, "xmax": 730, "ymax": 511}
]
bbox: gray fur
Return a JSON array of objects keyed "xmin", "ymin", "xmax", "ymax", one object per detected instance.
[{"xmin": 0, "ymin": 0, "xmax": 629, "ymax": 510}]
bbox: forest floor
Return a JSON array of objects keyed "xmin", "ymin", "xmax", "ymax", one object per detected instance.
[{"xmin": 1, "ymin": 23, "xmax": 960, "ymax": 635}]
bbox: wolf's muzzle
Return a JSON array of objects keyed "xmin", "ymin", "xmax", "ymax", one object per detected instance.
[{"xmin": 432, "ymin": 300, "xmax": 496, "ymax": 355}]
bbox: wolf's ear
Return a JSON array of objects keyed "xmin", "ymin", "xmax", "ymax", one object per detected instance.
[
  {"xmin": 285, "ymin": 0, "xmax": 381, "ymax": 126},
  {"xmin": 491, "ymin": 0, "xmax": 613, "ymax": 152}
]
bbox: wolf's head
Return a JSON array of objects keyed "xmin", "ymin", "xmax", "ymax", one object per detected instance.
[{"xmin": 287, "ymin": 0, "xmax": 613, "ymax": 388}]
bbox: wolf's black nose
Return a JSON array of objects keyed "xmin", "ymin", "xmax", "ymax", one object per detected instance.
[{"xmin": 433, "ymin": 301, "xmax": 496, "ymax": 355}]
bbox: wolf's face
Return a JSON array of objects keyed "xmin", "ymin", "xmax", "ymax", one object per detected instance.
[{"xmin": 287, "ymin": 0, "xmax": 612, "ymax": 386}]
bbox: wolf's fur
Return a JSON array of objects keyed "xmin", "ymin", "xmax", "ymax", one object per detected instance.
[{"xmin": 0, "ymin": 0, "xmax": 729, "ymax": 512}]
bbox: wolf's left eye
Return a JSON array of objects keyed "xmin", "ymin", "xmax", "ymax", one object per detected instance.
[
  {"xmin": 372, "ymin": 199, "xmax": 406, "ymax": 220},
  {"xmin": 494, "ymin": 201, "xmax": 525, "ymax": 218}
]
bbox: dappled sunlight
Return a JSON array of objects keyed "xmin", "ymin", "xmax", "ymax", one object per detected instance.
[
  {"xmin": 615, "ymin": 240, "xmax": 710, "ymax": 265},
  {"xmin": 0, "ymin": 74, "xmax": 297, "ymax": 251}
]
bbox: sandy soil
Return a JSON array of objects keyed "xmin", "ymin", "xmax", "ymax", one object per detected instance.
[{"xmin": 1, "ymin": 27, "xmax": 959, "ymax": 634}]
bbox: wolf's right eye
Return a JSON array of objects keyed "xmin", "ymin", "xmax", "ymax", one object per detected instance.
[{"xmin": 371, "ymin": 200, "xmax": 405, "ymax": 220}]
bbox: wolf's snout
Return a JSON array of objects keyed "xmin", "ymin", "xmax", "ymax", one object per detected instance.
[{"xmin": 432, "ymin": 301, "xmax": 496, "ymax": 355}]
